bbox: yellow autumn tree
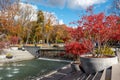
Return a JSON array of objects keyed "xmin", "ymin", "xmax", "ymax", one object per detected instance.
[
  {"xmin": 53, "ymin": 24, "xmax": 71, "ymax": 43},
  {"xmin": 44, "ymin": 18, "xmax": 54, "ymax": 44}
]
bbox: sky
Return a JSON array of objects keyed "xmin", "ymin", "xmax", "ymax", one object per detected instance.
[{"xmin": 21, "ymin": 0, "xmax": 113, "ymax": 26}]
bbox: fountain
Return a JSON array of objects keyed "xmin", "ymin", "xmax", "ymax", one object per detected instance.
[
  {"xmin": 0, "ymin": 45, "xmax": 69, "ymax": 80},
  {"xmin": 0, "ymin": 59, "xmax": 69, "ymax": 80}
]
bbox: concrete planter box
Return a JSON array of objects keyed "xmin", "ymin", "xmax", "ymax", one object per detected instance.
[
  {"xmin": 71, "ymin": 63, "xmax": 80, "ymax": 71},
  {"xmin": 6, "ymin": 56, "xmax": 13, "ymax": 59},
  {"xmin": 80, "ymin": 54, "xmax": 118, "ymax": 74}
]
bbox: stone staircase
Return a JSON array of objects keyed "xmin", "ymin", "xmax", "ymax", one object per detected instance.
[
  {"xmin": 24, "ymin": 46, "xmax": 40, "ymax": 57},
  {"xmin": 36, "ymin": 51, "xmax": 120, "ymax": 80},
  {"xmin": 36, "ymin": 63, "xmax": 120, "ymax": 80}
]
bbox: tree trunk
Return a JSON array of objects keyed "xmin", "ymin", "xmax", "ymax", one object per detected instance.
[
  {"xmin": 97, "ymin": 41, "xmax": 102, "ymax": 57},
  {"xmin": 46, "ymin": 34, "xmax": 50, "ymax": 44},
  {"xmin": 25, "ymin": 31, "xmax": 30, "ymax": 44}
]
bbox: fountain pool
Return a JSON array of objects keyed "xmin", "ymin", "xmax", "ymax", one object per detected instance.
[{"xmin": 0, "ymin": 59, "xmax": 69, "ymax": 80}]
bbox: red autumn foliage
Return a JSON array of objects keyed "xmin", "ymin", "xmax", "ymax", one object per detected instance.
[
  {"xmin": 10, "ymin": 36, "xmax": 19, "ymax": 44},
  {"xmin": 107, "ymin": 16, "xmax": 120, "ymax": 41},
  {"xmin": 59, "ymin": 52, "xmax": 65, "ymax": 57},
  {"xmin": 79, "ymin": 13, "xmax": 120, "ymax": 44},
  {"xmin": 69, "ymin": 27, "xmax": 84, "ymax": 41},
  {"xmin": 65, "ymin": 12, "xmax": 120, "ymax": 56},
  {"xmin": 0, "ymin": 41, "xmax": 5, "ymax": 50},
  {"xmin": 65, "ymin": 40, "xmax": 93, "ymax": 56}
]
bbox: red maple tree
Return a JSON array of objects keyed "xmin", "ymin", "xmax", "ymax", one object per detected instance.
[{"xmin": 65, "ymin": 12, "xmax": 120, "ymax": 57}]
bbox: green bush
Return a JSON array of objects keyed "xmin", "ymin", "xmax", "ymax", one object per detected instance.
[
  {"xmin": 94, "ymin": 46, "xmax": 115, "ymax": 56},
  {"xmin": 56, "ymin": 39, "xmax": 64, "ymax": 43},
  {"xmin": 6, "ymin": 53, "xmax": 12, "ymax": 56},
  {"xmin": 6, "ymin": 53, "xmax": 13, "ymax": 58}
]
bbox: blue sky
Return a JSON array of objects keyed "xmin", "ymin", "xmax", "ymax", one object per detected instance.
[{"xmin": 21, "ymin": 0, "xmax": 113, "ymax": 26}]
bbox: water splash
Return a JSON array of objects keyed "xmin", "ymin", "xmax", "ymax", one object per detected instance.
[
  {"xmin": 13, "ymin": 68, "xmax": 19, "ymax": 71},
  {"xmin": 0, "ymin": 77, "xmax": 3, "ymax": 79},
  {"xmin": 6, "ymin": 74, "xmax": 13, "ymax": 77},
  {"xmin": 6, "ymin": 67, "xmax": 11, "ymax": 70},
  {"xmin": 0, "ymin": 68, "xmax": 3, "ymax": 70},
  {"xmin": 41, "ymin": 69, "xmax": 46, "ymax": 73},
  {"xmin": 12, "ymin": 71, "xmax": 19, "ymax": 74},
  {"xmin": 12, "ymin": 63, "xmax": 25, "ymax": 66}
]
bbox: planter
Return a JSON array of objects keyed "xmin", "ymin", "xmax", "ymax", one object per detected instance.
[
  {"xmin": 71, "ymin": 63, "xmax": 80, "ymax": 71},
  {"xmin": 6, "ymin": 56, "xmax": 13, "ymax": 59},
  {"xmin": 18, "ymin": 47, "xmax": 22, "ymax": 50},
  {"xmin": 11, "ymin": 47, "xmax": 18, "ymax": 50},
  {"xmin": 80, "ymin": 54, "xmax": 118, "ymax": 74}
]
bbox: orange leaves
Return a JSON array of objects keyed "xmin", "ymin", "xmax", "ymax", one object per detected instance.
[
  {"xmin": 54, "ymin": 24, "xmax": 71, "ymax": 42},
  {"xmin": 45, "ymin": 25, "xmax": 53, "ymax": 33}
]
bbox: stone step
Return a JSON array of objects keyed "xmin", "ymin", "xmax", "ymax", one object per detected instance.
[
  {"xmin": 100, "ymin": 69, "xmax": 106, "ymax": 80},
  {"xmin": 86, "ymin": 74, "xmax": 95, "ymax": 80},
  {"xmin": 82, "ymin": 74, "xmax": 90, "ymax": 80},
  {"xmin": 91, "ymin": 72, "xmax": 98, "ymax": 80},
  {"xmin": 86, "ymin": 74, "xmax": 92, "ymax": 80},
  {"xmin": 100, "ymin": 67, "xmax": 112, "ymax": 80},
  {"xmin": 93, "ymin": 71, "xmax": 103, "ymax": 80},
  {"xmin": 37, "ymin": 63, "xmax": 120, "ymax": 80},
  {"xmin": 61, "ymin": 71, "xmax": 83, "ymax": 80},
  {"xmin": 105, "ymin": 67, "xmax": 111, "ymax": 80},
  {"xmin": 76, "ymin": 73, "xmax": 86, "ymax": 80},
  {"xmin": 111, "ymin": 63, "xmax": 120, "ymax": 80}
]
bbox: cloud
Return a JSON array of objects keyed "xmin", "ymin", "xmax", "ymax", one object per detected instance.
[
  {"xmin": 43, "ymin": 11, "xmax": 59, "ymax": 25},
  {"xmin": 23, "ymin": 0, "xmax": 107, "ymax": 9},
  {"xmin": 19, "ymin": 2, "xmax": 38, "ymax": 11},
  {"xmin": 46, "ymin": 0, "xmax": 66, "ymax": 8},
  {"xmin": 43, "ymin": 11, "xmax": 64, "ymax": 25},
  {"xmin": 67, "ymin": 0, "xmax": 106, "ymax": 9},
  {"xmin": 16, "ymin": 2, "xmax": 63, "ymax": 25},
  {"xmin": 23, "ymin": 0, "xmax": 66, "ymax": 8},
  {"xmin": 59, "ymin": 19, "xmax": 64, "ymax": 25},
  {"xmin": 16, "ymin": 2, "xmax": 38, "ymax": 21}
]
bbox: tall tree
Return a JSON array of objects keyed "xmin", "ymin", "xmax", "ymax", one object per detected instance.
[
  {"xmin": 15, "ymin": 2, "xmax": 37, "ymax": 44},
  {"xmin": 44, "ymin": 12, "xmax": 57, "ymax": 43},
  {"xmin": 51, "ymin": 24, "xmax": 71, "ymax": 43},
  {"xmin": 37, "ymin": 11, "xmax": 59, "ymax": 44},
  {"xmin": 37, "ymin": 10, "xmax": 44, "ymax": 43},
  {"xmin": 0, "ymin": 0, "xmax": 20, "ymax": 35},
  {"xmin": 0, "ymin": 0, "xmax": 21, "ymax": 46},
  {"xmin": 43, "ymin": 12, "xmax": 58, "ymax": 44}
]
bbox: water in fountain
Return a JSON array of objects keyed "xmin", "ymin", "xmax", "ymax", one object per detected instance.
[
  {"xmin": 12, "ymin": 56, "xmax": 20, "ymax": 74},
  {"xmin": 0, "ymin": 59, "xmax": 68, "ymax": 80},
  {"xmin": 5, "ymin": 58, "xmax": 14, "ymax": 78}
]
